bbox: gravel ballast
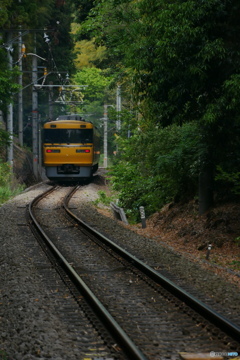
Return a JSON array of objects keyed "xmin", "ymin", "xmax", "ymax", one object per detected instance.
[
  {"xmin": 70, "ymin": 182, "xmax": 240, "ymax": 325},
  {"xmin": 0, "ymin": 180, "xmax": 240, "ymax": 359}
]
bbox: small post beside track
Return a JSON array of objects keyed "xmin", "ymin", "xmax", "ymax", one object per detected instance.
[
  {"xmin": 139, "ymin": 206, "xmax": 146, "ymax": 229},
  {"xmin": 206, "ymin": 243, "xmax": 212, "ymax": 260}
]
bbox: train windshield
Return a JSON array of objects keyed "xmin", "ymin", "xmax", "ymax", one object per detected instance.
[{"xmin": 44, "ymin": 128, "xmax": 93, "ymax": 144}]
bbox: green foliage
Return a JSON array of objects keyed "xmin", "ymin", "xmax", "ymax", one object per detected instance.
[
  {"xmin": 70, "ymin": 0, "xmax": 94, "ymax": 24},
  {"xmin": 46, "ymin": 1, "xmax": 75, "ymax": 73},
  {"xmin": 1, "ymin": 0, "xmax": 76, "ymax": 142},
  {"xmin": 111, "ymin": 165, "xmax": 173, "ymax": 223},
  {"xmin": 0, "ymin": 51, "xmax": 20, "ymax": 112},
  {"xmin": 0, "ymin": 162, "xmax": 24, "ymax": 205},
  {"xmin": 81, "ymin": 0, "xmax": 240, "ymax": 213},
  {"xmin": 111, "ymin": 122, "xmax": 201, "ymax": 221},
  {"xmin": 215, "ymin": 167, "xmax": 240, "ymax": 195},
  {"xmin": 71, "ymin": 22, "xmax": 107, "ymax": 69},
  {"xmin": 82, "ymin": 0, "xmax": 240, "ymax": 127},
  {"xmin": 82, "ymin": 0, "xmax": 237, "ymax": 123},
  {"xmin": 0, "ymin": 162, "xmax": 11, "ymax": 187},
  {"xmin": 0, "ymin": 186, "xmax": 13, "ymax": 205},
  {"xmin": 72, "ymin": 67, "xmax": 112, "ymax": 123},
  {"xmin": 92, "ymin": 190, "xmax": 116, "ymax": 206},
  {"xmin": 74, "ymin": 38, "xmax": 107, "ymax": 69},
  {"xmin": 0, "ymin": 129, "xmax": 11, "ymax": 153},
  {"xmin": 0, "ymin": 0, "xmax": 12, "ymax": 26},
  {"xmin": 74, "ymin": 67, "xmax": 112, "ymax": 101},
  {"xmin": 1, "ymin": 0, "xmax": 55, "ymax": 28}
]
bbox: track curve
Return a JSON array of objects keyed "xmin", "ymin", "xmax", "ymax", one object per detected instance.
[
  {"xmin": 28, "ymin": 185, "xmax": 147, "ymax": 360},
  {"xmin": 27, "ymin": 185, "xmax": 240, "ymax": 359}
]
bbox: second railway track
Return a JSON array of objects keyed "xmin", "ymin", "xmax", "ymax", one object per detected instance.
[{"xmin": 27, "ymin": 184, "xmax": 240, "ymax": 360}]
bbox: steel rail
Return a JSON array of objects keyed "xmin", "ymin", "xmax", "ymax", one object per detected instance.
[
  {"xmin": 28, "ymin": 186, "xmax": 148, "ymax": 360},
  {"xmin": 64, "ymin": 187, "xmax": 240, "ymax": 344}
]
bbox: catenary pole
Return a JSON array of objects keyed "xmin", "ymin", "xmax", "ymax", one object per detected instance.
[
  {"xmin": 103, "ymin": 104, "xmax": 108, "ymax": 168},
  {"xmin": 7, "ymin": 32, "xmax": 13, "ymax": 169},
  {"xmin": 49, "ymin": 81, "xmax": 53, "ymax": 120},
  {"xmin": 116, "ymin": 85, "xmax": 121, "ymax": 131},
  {"xmin": 32, "ymin": 33, "xmax": 39, "ymax": 180},
  {"xmin": 0, "ymin": 33, "xmax": 3, "ymax": 132},
  {"xmin": 18, "ymin": 29, "xmax": 23, "ymax": 146}
]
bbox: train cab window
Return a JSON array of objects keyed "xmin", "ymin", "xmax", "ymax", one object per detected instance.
[{"xmin": 44, "ymin": 129, "xmax": 93, "ymax": 143}]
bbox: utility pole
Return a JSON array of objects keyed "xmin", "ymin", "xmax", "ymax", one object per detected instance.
[
  {"xmin": 7, "ymin": 32, "xmax": 13, "ymax": 169},
  {"xmin": 38, "ymin": 113, "xmax": 42, "ymax": 174},
  {"xmin": 103, "ymin": 104, "xmax": 115, "ymax": 168},
  {"xmin": 49, "ymin": 81, "xmax": 53, "ymax": 120},
  {"xmin": 116, "ymin": 85, "xmax": 121, "ymax": 131},
  {"xmin": 103, "ymin": 104, "xmax": 108, "ymax": 168},
  {"xmin": 0, "ymin": 33, "xmax": 3, "ymax": 131},
  {"xmin": 32, "ymin": 33, "xmax": 39, "ymax": 180},
  {"xmin": 18, "ymin": 31, "xmax": 24, "ymax": 146},
  {"xmin": 18, "ymin": 1, "xmax": 22, "ymax": 145}
]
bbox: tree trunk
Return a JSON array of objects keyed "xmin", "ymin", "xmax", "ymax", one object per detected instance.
[{"xmin": 198, "ymin": 162, "xmax": 214, "ymax": 215}]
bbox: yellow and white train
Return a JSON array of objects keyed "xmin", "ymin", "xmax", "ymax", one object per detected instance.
[{"xmin": 42, "ymin": 114, "xmax": 100, "ymax": 181}]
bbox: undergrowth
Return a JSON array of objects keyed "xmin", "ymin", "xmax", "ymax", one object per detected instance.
[
  {"xmin": 92, "ymin": 190, "xmax": 117, "ymax": 207},
  {"xmin": 0, "ymin": 162, "xmax": 25, "ymax": 205}
]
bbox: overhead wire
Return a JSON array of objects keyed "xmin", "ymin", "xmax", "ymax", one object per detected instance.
[{"xmin": 45, "ymin": 34, "xmax": 67, "ymax": 104}]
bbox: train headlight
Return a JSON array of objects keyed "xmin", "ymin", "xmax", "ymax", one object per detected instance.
[{"xmin": 46, "ymin": 149, "xmax": 60, "ymax": 153}]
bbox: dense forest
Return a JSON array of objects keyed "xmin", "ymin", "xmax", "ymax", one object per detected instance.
[{"xmin": 1, "ymin": 0, "xmax": 240, "ymax": 219}]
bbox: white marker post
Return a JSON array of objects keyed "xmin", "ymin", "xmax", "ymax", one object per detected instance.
[{"xmin": 139, "ymin": 206, "xmax": 146, "ymax": 229}]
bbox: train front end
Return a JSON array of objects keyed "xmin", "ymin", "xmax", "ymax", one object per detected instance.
[{"xmin": 43, "ymin": 117, "xmax": 100, "ymax": 181}]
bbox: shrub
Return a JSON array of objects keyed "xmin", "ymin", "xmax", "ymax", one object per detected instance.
[
  {"xmin": 0, "ymin": 162, "xmax": 11, "ymax": 187},
  {"xmin": 0, "ymin": 161, "xmax": 24, "ymax": 205},
  {"xmin": 92, "ymin": 190, "xmax": 116, "ymax": 206},
  {"xmin": 215, "ymin": 167, "xmax": 240, "ymax": 196},
  {"xmin": 0, "ymin": 129, "xmax": 11, "ymax": 154},
  {"xmin": 111, "ymin": 122, "xmax": 201, "ymax": 221}
]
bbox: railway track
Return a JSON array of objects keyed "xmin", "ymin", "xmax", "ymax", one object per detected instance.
[{"xmin": 27, "ymin": 185, "xmax": 240, "ymax": 359}]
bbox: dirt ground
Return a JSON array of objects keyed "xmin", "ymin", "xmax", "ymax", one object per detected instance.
[
  {"xmin": 99, "ymin": 198, "xmax": 240, "ymax": 288},
  {"xmin": 130, "ymin": 201, "xmax": 240, "ymax": 287}
]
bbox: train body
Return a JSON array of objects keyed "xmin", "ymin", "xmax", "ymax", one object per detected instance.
[{"xmin": 42, "ymin": 115, "xmax": 100, "ymax": 181}]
